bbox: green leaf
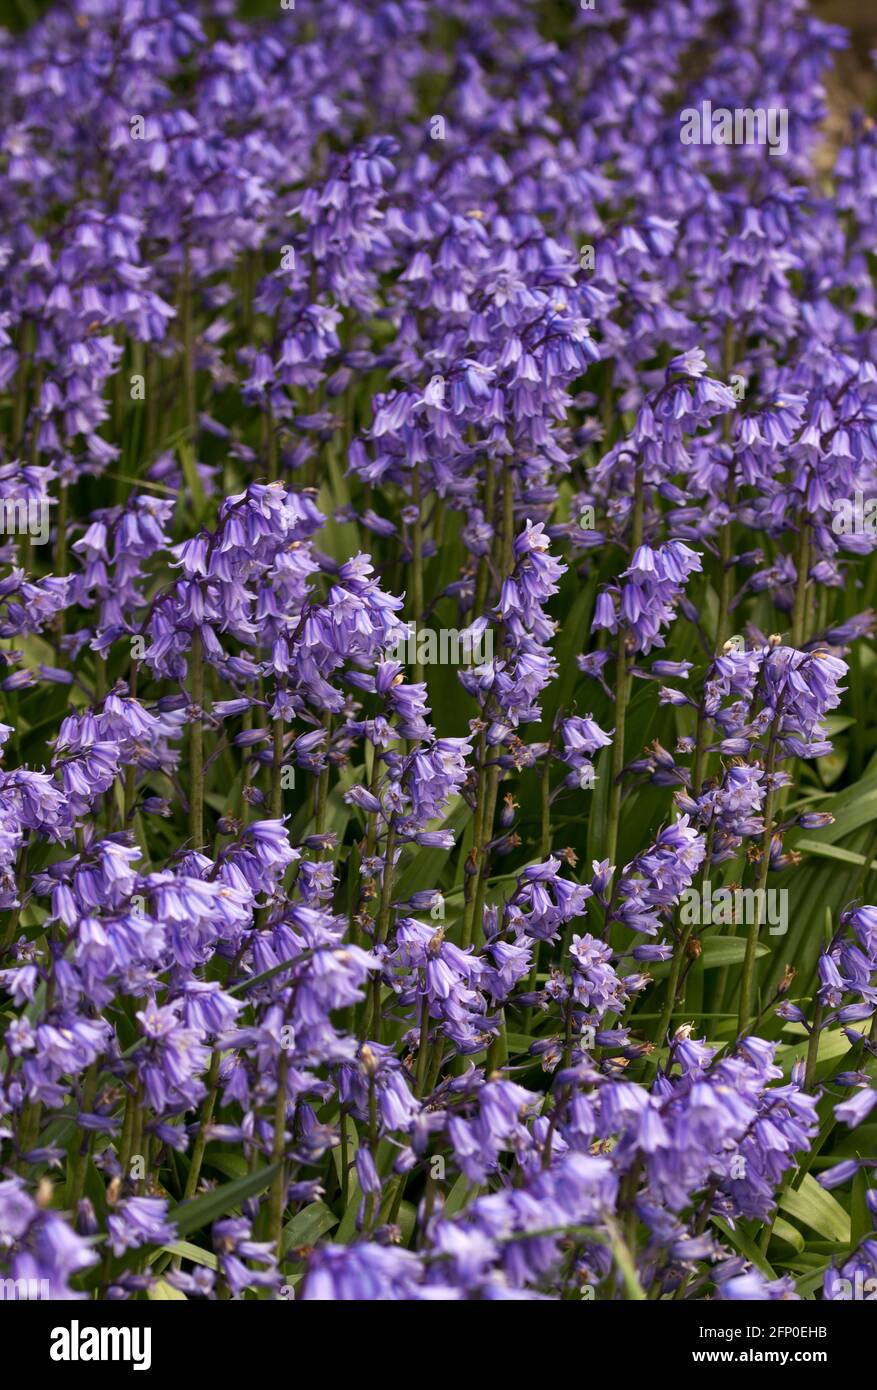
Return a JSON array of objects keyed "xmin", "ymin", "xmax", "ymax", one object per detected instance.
[
  {"xmin": 203, "ymin": 1151, "xmax": 249, "ymax": 1181},
  {"xmin": 443, "ymin": 1173, "xmax": 477, "ymax": 1218},
  {"xmin": 795, "ymin": 1263, "xmax": 833, "ymax": 1299},
  {"xmin": 228, "ymin": 957, "xmax": 300, "ymax": 996},
  {"xmin": 779, "ymin": 1174, "xmax": 850, "ymax": 1244},
  {"xmin": 171, "ymin": 1163, "xmax": 280, "ymax": 1237},
  {"xmin": 332, "ymin": 1113, "xmax": 359, "ymax": 1185},
  {"xmin": 178, "ymin": 440, "xmax": 207, "ymax": 522},
  {"xmin": 778, "ymin": 1025, "xmax": 851, "ymax": 1067},
  {"xmin": 795, "ymin": 839, "xmax": 874, "ymax": 869},
  {"xmin": 772, "ymin": 1218, "xmax": 804, "ymax": 1253},
  {"xmin": 150, "ymin": 1241, "xmax": 219, "ymax": 1271},
  {"xmin": 851, "ymin": 1168, "xmax": 869, "ymax": 1249},
  {"xmin": 147, "ymin": 1279, "xmax": 187, "ymax": 1300},
  {"xmin": 712, "ymin": 1216, "xmax": 777, "ymax": 1279},
  {"xmin": 334, "ymin": 1183, "xmax": 363, "ymax": 1244},
  {"xmin": 540, "ymin": 579, "xmax": 597, "ymax": 733},
  {"xmin": 699, "ymin": 938, "xmax": 769, "ymax": 968},
  {"xmin": 397, "ymin": 1200, "xmax": 417, "ymax": 1248},
  {"xmin": 283, "ymin": 1202, "xmax": 338, "ymax": 1253},
  {"xmin": 605, "ymin": 1218, "xmax": 646, "ymax": 1300},
  {"xmin": 586, "ymin": 743, "xmax": 610, "ymax": 868},
  {"xmin": 393, "ymin": 797, "xmax": 471, "ymax": 904},
  {"xmin": 821, "ymin": 716, "xmax": 856, "ymax": 735},
  {"xmin": 807, "ymin": 784, "xmax": 877, "ymax": 845}
]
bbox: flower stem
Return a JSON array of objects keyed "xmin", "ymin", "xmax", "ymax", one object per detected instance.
[
  {"xmin": 411, "ymin": 462, "xmax": 425, "ymax": 686},
  {"xmin": 270, "ymin": 715, "xmax": 285, "ymax": 819},
  {"xmin": 653, "ymin": 918, "xmax": 694, "ymax": 1053},
  {"xmin": 804, "ymin": 1002, "xmax": 824, "ymax": 1092},
  {"xmin": 500, "ymin": 463, "xmax": 514, "ymax": 577},
  {"xmin": 268, "ymin": 1051, "xmax": 290, "ymax": 1253},
  {"xmin": 188, "ymin": 627, "xmax": 205, "ymax": 848},
  {"xmin": 605, "ymin": 632, "xmax": 630, "ymax": 871},
  {"xmin": 314, "ymin": 711, "xmax": 332, "ymax": 836},
  {"xmin": 790, "ymin": 520, "xmax": 810, "ymax": 651},
  {"xmin": 183, "ymin": 1050, "xmax": 221, "ymax": 1200},
  {"xmin": 461, "ymin": 732, "xmax": 487, "ymax": 950},
  {"xmin": 474, "ymin": 458, "xmax": 495, "ymax": 616},
  {"xmin": 471, "ymin": 763, "xmax": 500, "ymax": 952},
  {"xmin": 363, "ymin": 818, "xmax": 397, "ymax": 1041},
  {"xmin": 605, "ymin": 465, "xmax": 644, "ymax": 868},
  {"xmin": 67, "ymin": 1061, "xmax": 99, "ymax": 1209},
  {"xmin": 182, "ymin": 246, "xmax": 197, "ymax": 443},
  {"xmin": 415, "ymin": 991, "xmax": 430, "ymax": 1097},
  {"xmin": 715, "ymin": 326, "xmax": 737, "ymax": 648},
  {"xmin": 266, "ymin": 396, "xmax": 278, "ymax": 483},
  {"xmin": 738, "ymin": 710, "xmax": 782, "ymax": 1035},
  {"xmin": 123, "ymin": 664, "xmax": 139, "ymax": 822},
  {"xmin": 540, "ymin": 738, "xmax": 553, "ymax": 860}
]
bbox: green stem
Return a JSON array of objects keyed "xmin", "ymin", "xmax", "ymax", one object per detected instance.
[
  {"xmin": 461, "ymin": 732, "xmax": 488, "ymax": 950},
  {"xmin": 691, "ymin": 702, "xmax": 707, "ymax": 798},
  {"xmin": 605, "ymin": 632, "xmax": 630, "ymax": 870},
  {"xmin": 363, "ymin": 819, "xmax": 397, "ymax": 1041},
  {"xmin": 653, "ymin": 920, "xmax": 694, "ymax": 1053},
  {"xmin": 607, "ymin": 1219, "xmax": 647, "ymax": 1301},
  {"xmin": 240, "ymin": 703, "xmax": 253, "ymax": 826},
  {"xmin": 339, "ymin": 1109, "xmax": 350, "ymax": 1208},
  {"xmin": 53, "ymin": 483, "xmax": 68, "ymax": 579},
  {"xmin": 363, "ymin": 1073, "xmax": 378, "ymax": 1232},
  {"xmin": 188, "ymin": 627, "xmax": 205, "ymax": 848},
  {"xmin": 474, "ymin": 458, "xmax": 496, "ymax": 616},
  {"xmin": 715, "ymin": 492, "xmax": 735, "ymax": 650},
  {"xmin": 500, "ymin": 463, "xmax": 514, "ymax": 578},
  {"xmin": 268, "ymin": 1052, "xmax": 290, "ymax": 1253},
  {"xmin": 67, "ymin": 1061, "xmax": 99, "ymax": 1209},
  {"xmin": 118, "ymin": 1089, "xmax": 135, "ymax": 1177},
  {"xmin": 128, "ymin": 1098, "xmax": 143, "ymax": 1188},
  {"xmin": 123, "ymin": 664, "xmax": 138, "ymax": 821},
  {"xmin": 790, "ymin": 522, "xmax": 810, "ymax": 651},
  {"xmin": 182, "ymin": 247, "xmax": 197, "ymax": 443},
  {"xmin": 415, "ymin": 991, "xmax": 431, "ymax": 1097},
  {"xmin": 266, "ymin": 396, "xmax": 278, "ymax": 483},
  {"xmin": 804, "ymin": 1002, "xmax": 824, "ymax": 1093},
  {"xmin": 17, "ymin": 1098, "xmax": 43, "ymax": 1171},
  {"xmin": 486, "ymin": 1014, "xmax": 508, "ymax": 1075},
  {"xmin": 738, "ymin": 710, "xmax": 782, "ymax": 1035},
  {"xmin": 540, "ymin": 745, "xmax": 552, "ymax": 860},
  {"xmin": 411, "ymin": 462, "xmax": 424, "ymax": 687},
  {"xmin": 183, "ymin": 1050, "xmax": 221, "ymax": 1200},
  {"xmin": 715, "ymin": 326, "xmax": 737, "ymax": 648},
  {"xmin": 270, "ymin": 715, "xmax": 285, "ymax": 820},
  {"xmin": 50, "ymin": 479, "xmax": 70, "ymax": 658},
  {"xmin": 521, "ymin": 750, "xmax": 554, "ymax": 1032},
  {"xmin": 605, "ymin": 465, "xmax": 644, "ymax": 868},
  {"xmin": 314, "ymin": 711, "xmax": 331, "ymax": 837},
  {"xmin": 470, "ymin": 763, "xmax": 500, "ymax": 952}
]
